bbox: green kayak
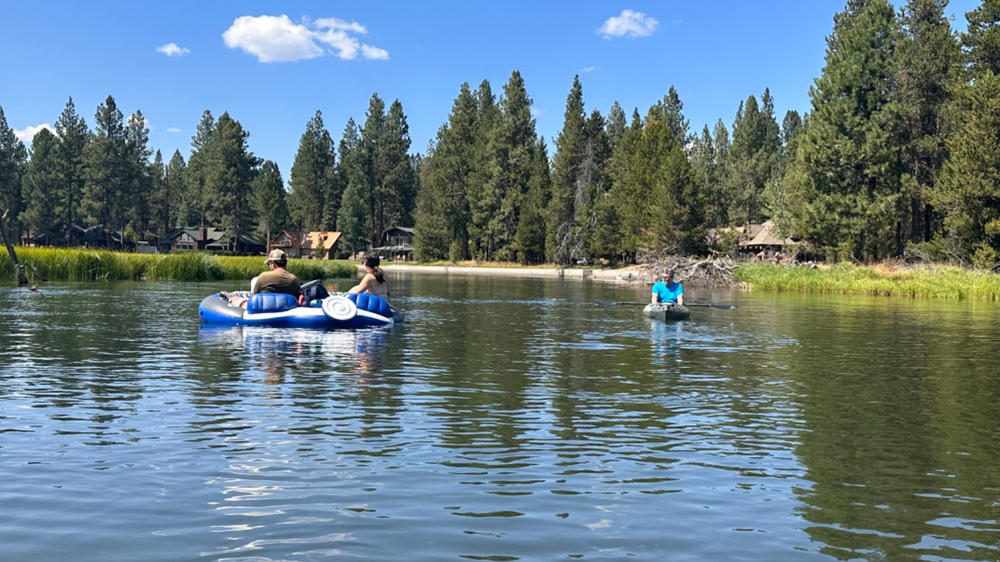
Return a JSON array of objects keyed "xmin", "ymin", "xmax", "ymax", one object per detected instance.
[{"xmin": 643, "ymin": 302, "xmax": 691, "ymax": 321}]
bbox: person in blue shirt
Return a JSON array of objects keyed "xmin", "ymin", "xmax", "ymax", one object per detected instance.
[{"xmin": 651, "ymin": 269, "xmax": 684, "ymax": 305}]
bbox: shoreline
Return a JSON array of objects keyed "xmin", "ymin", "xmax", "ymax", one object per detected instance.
[{"xmin": 378, "ymin": 263, "xmax": 635, "ymax": 283}]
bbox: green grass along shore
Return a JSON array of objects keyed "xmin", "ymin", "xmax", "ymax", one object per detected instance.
[
  {"xmin": 0, "ymin": 246, "xmax": 356, "ymax": 282},
  {"xmin": 3, "ymin": 247, "xmax": 1000, "ymax": 301},
  {"xmin": 734, "ymin": 262, "xmax": 1000, "ymax": 301}
]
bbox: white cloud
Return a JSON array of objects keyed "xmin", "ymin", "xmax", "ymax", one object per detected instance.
[
  {"xmin": 580, "ymin": 65, "xmax": 597, "ymax": 73},
  {"xmin": 312, "ymin": 17, "xmax": 366, "ymax": 34},
  {"xmin": 222, "ymin": 14, "xmax": 389, "ymax": 63},
  {"xmin": 598, "ymin": 10, "xmax": 658, "ymax": 39},
  {"xmin": 360, "ymin": 44, "xmax": 389, "ymax": 60},
  {"xmin": 167, "ymin": 127, "xmax": 183, "ymax": 133},
  {"xmin": 14, "ymin": 123, "xmax": 53, "ymax": 143},
  {"xmin": 531, "ymin": 108, "xmax": 542, "ymax": 117},
  {"xmin": 156, "ymin": 42, "xmax": 190, "ymax": 56}
]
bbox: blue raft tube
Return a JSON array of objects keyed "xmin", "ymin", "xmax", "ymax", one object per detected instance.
[{"xmin": 198, "ymin": 291, "xmax": 401, "ymax": 329}]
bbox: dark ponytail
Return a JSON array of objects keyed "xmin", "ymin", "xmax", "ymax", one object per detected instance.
[{"xmin": 364, "ymin": 255, "xmax": 385, "ymax": 283}]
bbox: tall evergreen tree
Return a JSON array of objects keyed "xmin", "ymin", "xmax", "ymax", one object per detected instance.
[
  {"xmin": 779, "ymin": 110, "xmax": 804, "ymax": 172},
  {"xmin": 785, "ymin": 0, "xmax": 902, "ymax": 260},
  {"xmin": 649, "ymin": 86, "xmax": 691, "ymax": 146},
  {"xmin": 494, "ymin": 71, "xmax": 540, "ymax": 262},
  {"xmin": 205, "ymin": 112, "xmax": 259, "ymax": 251},
  {"xmin": 932, "ymin": 71, "xmax": 1000, "ymax": 266},
  {"xmin": 379, "ymin": 99, "xmax": 417, "ymax": 232},
  {"xmin": 165, "ymin": 150, "xmax": 186, "ymax": 229},
  {"xmin": 547, "ymin": 75, "xmax": 587, "ymax": 264},
  {"xmin": 22, "ymin": 128, "xmax": 61, "ymax": 244},
  {"xmin": 54, "ymin": 97, "xmax": 89, "ymax": 244},
  {"xmin": 337, "ymin": 119, "xmax": 368, "ymax": 256},
  {"xmin": 412, "ymin": 137, "xmax": 451, "ymax": 261},
  {"xmin": 895, "ymin": 0, "xmax": 961, "ymax": 244},
  {"xmin": 514, "ymin": 138, "xmax": 550, "ymax": 264},
  {"xmin": 182, "ymin": 110, "xmax": 215, "ymax": 229},
  {"xmin": 607, "ymin": 113, "xmax": 704, "ymax": 259},
  {"xmin": 413, "ymin": 84, "xmax": 478, "ymax": 261},
  {"xmin": 251, "ymin": 160, "xmax": 290, "ymax": 250},
  {"xmin": 0, "ymin": 106, "xmax": 28, "ymax": 243},
  {"xmin": 82, "ymin": 95, "xmax": 128, "ymax": 247},
  {"xmin": 727, "ymin": 90, "xmax": 781, "ymax": 225},
  {"xmin": 690, "ymin": 125, "xmax": 723, "ymax": 226},
  {"xmin": 146, "ymin": 150, "xmax": 168, "ymax": 239},
  {"xmin": 288, "ymin": 110, "xmax": 337, "ymax": 230},
  {"xmin": 468, "ymin": 79, "xmax": 501, "ymax": 260},
  {"xmin": 606, "ymin": 101, "xmax": 627, "ymax": 151},
  {"xmin": 963, "ymin": 0, "xmax": 1000, "ymax": 75},
  {"xmin": 124, "ymin": 110, "xmax": 152, "ymax": 239}
]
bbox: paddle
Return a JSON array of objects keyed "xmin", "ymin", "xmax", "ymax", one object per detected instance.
[{"xmin": 597, "ymin": 300, "xmax": 736, "ymax": 309}]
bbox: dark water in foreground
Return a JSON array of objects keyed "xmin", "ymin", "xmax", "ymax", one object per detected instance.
[{"xmin": 1, "ymin": 275, "xmax": 998, "ymax": 561}]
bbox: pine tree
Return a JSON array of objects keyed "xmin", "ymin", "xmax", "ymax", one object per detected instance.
[
  {"xmin": 251, "ymin": 160, "xmax": 290, "ymax": 250},
  {"xmin": 895, "ymin": 0, "xmax": 961, "ymax": 244},
  {"xmin": 337, "ymin": 119, "xmax": 368, "ymax": 256},
  {"xmin": 494, "ymin": 71, "xmax": 540, "ymax": 262},
  {"xmin": 0, "ymin": 105, "xmax": 28, "ymax": 243},
  {"xmin": 963, "ymin": 0, "xmax": 1000, "ymax": 75},
  {"xmin": 54, "ymin": 97, "xmax": 88, "ymax": 244},
  {"xmin": 183, "ymin": 110, "xmax": 215, "ymax": 229},
  {"xmin": 124, "ymin": 110, "xmax": 152, "ymax": 240},
  {"xmin": 82, "ymin": 95, "xmax": 128, "ymax": 248},
  {"xmin": 648, "ymin": 86, "xmax": 691, "ymax": 146},
  {"xmin": 606, "ymin": 101, "xmax": 627, "ymax": 151},
  {"xmin": 412, "ymin": 137, "xmax": 451, "ymax": 261},
  {"xmin": 22, "ymin": 128, "xmax": 61, "ymax": 244},
  {"xmin": 547, "ymin": 75, "xmax": 587, "ymax": 264},
  {"xmin": 785, "ymin": 0, "xmax": 902, "ymax": 260},
  {"xmin": 165, "ymin": 150, "xmax": 186, "ymax": 229},
  {"xmin": 146, "ymin": 150, "xmax": 168, "ymax": 239},
  {"xmin": 288, "ymin": 110, "xmax": 337, "ymax": 230},
  {"xmin": 413, "ymin": 84, "xmax": 478, "ymax": 261},
  {"xmin": 932, "ymin": 71, "xmax": 1000, "ymax": 266},
  {"xmin": 379, "ymin": 99, "xmax": 417, "ymax": 232},
  {"xmin": 608, "ymin": 112, "xmax": 704, "ymax": 259},
  {"xmin": 514, "ymin": 138, "xmax": 550, "ymax": 264},
  {"xmin": 468, "ymin": 79, "xmax": 501, "ymax": 260},
  {"xmin": 727, "ymin": 90, "xmax": 781, "ymax": 225},
  {"xmin": 690, "ymin": 125, "xmax": 722, "ymax": 226},
  {"xmin": 205, "ymin": 112, "xmax": 260, "ymax": 251},
  {"xmin": 779, "ymin": 110, "xmax": 803, "ymax": 173}
]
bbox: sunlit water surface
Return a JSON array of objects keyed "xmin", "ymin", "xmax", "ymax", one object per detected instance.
[{"xmin": 1, "ymin": 275, "xmax": 998, "ymax": 560}]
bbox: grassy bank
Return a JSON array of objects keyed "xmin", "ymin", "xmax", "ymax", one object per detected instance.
[
  {"xmin": 1, "ymin": 247, "xmax": 356, "ymax": 282},
  {"xmin": 734, "ymin": 262, "xmax": 1000, "ymax": 301}
]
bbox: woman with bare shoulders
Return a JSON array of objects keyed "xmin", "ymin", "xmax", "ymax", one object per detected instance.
[{"xmin": 348, "ymin": 255, "xmax": 390, "ymax": 303}]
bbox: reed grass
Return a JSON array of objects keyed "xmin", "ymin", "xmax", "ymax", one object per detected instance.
[
  {"xmin": 734, "ymin": 262, "xmax": 1000, "ymax": 301},
  {"xmin": 1, "ymin": 247, "xmax": 356, "ymax": 283}
]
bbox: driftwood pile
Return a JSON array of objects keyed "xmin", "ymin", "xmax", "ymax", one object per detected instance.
[{"xmin": 622, "ymin": 256, "xmax": 742, "ymax": 288}]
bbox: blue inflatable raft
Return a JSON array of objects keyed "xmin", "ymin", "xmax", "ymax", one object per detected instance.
[{"xmin": 198, "ymin": 291, "xmax": 400, "ymax": 329}]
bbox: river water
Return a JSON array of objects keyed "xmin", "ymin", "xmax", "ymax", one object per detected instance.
[{"xmin": 1, "ymin": 274, "xmax": 998, "ymax": 560}]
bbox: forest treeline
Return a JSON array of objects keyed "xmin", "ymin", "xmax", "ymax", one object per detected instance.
[{"xmin": 1, "ymin": 0, "xmax": 999, "ymax": 267}]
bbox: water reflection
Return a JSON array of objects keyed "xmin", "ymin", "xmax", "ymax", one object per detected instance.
[
  {"xmin": 648, "ymin": 318, "xmax": 684, "ymax": 365},
  {"xmin": 3, "ymin": 281, "xmax": 1000, "ymax": 560},
  {"xmin": 197, "ymin": 325, "xmax": 390, "ymax": 380}
]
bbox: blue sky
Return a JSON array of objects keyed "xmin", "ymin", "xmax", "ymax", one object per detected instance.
[{"xmin": 1, "ymin": 1, "xmax": 981, "ymax": 183}]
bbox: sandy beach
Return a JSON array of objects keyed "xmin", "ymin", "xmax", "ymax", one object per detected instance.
[{"xmin": 377, "ymin": 263, "xmax": 640, "ymax": 283}]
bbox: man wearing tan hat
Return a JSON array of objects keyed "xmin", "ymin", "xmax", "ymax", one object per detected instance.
[{"xmin": 253, "ymin": 249, "xmax": 302, "ymax": 298}]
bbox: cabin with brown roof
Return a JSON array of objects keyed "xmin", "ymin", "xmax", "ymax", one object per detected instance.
[
  {"xmin": 738, "ymin": 220, "xmax": 798, "ymax": 258},
  {"xmin": 271, "ymin": 231, "xmax": 341, "ymax": 259}
]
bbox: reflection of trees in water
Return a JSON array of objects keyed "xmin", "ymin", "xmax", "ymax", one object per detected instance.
[{"xmin": 789, "ymin": 306, "xmax": 1000, "ymax": 559}]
